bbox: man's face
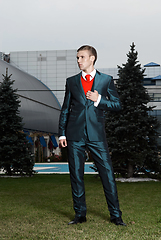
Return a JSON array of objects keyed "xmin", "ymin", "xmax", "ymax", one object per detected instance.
[{"xmin": 77, "ymin": 50, "xmax": 95, "ymax": 72}]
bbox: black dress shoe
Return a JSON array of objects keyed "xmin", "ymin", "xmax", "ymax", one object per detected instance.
[
  {"xmin": 68, "ymin": 216, "xmax": 87, "ymax": 225},
  {"xmin": 111, "ymin": 217, "xmax": 126, "ymax": 226}
]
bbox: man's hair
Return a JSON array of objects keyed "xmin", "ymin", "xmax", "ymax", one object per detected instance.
[{"xmin": 77, "ymin": 45, "xmax": 97, "ymax": 65}]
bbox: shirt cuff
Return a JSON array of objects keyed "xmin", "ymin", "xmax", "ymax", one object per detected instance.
[
  {"xmin": 94, "ymin": 94, "xmax": 101, "ymax": 107},
  {"xmin": 59, "ymin": 136, "xmax": 66, "ymax": 140}
]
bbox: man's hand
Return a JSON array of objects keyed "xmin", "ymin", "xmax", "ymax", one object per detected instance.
[
  {"xmin": 86, "ymin": 90, "xmax": 98, "ymax": 102},
  {"xmin": 59, "ymin": 139, "xmax": 67, "ymax": 147}
]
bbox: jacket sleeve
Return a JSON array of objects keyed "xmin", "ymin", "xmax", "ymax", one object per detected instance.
[
  {"xmin": 97, "ymin": 77, "xmax": 121, "ymax": 111},
  {"xmin": 58, "ymin": 80, "xmax": 71, "ymax": 137}
]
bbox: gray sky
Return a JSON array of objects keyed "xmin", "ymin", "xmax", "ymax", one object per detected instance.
[{"xmin": 1, "ymin": 0, "xmax": 161, "ymax": 68}]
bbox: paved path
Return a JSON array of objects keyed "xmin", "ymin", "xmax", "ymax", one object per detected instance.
[{"xmin": 116, "ymin": 177, "xmax": 159, "ymax": 182}]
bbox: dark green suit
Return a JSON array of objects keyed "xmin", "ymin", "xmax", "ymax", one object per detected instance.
[{"xmin": 59, "ymin": 70, "xmax": 122, "ymax": 220}]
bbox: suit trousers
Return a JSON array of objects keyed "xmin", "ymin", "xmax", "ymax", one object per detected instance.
[{"xmin": 67, "ymin": 129, "xmax": 122, "ymax": 220}]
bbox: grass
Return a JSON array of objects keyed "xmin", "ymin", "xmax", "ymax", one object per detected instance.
[{"xmin": 0, "ymin": 174, "xmax": 161, "ymax": 240}]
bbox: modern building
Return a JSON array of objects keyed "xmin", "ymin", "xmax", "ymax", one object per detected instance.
[
  {"xmin": 8, "ymin": 50, "xmax": 80, "ymax": 106},
  {"xmin": 142, "ymin": 63, "xmax": 161, "ymax": 145},
  {"xmin": 0, "ymin": 58, "xmax": 61, "ymax": 159}
]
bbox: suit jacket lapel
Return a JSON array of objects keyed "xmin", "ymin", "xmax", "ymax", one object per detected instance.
[
  {"xmin": 92, "ymin": 70, "xmax": 101, "ymax": 91},
  {"xmin": 75, "ymin": 72, "xmax": 87, "ymax": 101}
]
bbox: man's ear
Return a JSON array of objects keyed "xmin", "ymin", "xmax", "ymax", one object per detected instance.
[{"xmin": 90, "ymin": 55, "xmax": 95, "ymax": 64}]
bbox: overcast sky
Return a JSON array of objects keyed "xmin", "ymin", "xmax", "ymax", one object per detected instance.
[{"xmin": 1, "ymin": 0, "xmax": 161, "ymax": 68}]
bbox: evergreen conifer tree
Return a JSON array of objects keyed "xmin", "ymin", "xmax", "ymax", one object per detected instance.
[
  {"xmin": 105, "ymin": 43, "xmax": 161, "ymax": 177},
  {"xmin": 0, "ymin": 68, "xmax": 34, "ymax": 176}
]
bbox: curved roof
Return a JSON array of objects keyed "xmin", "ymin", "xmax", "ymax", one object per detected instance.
[
  {"xmin": 152, "ymin": 75, "xmax": 161, "ymax": 80},
  {"xmin": 0, "ymin": 59, "xmax": 61, "ymax": 134},
  {"xmin": 144, "ymin": 62, "xmax": 160, "ymax": 67}
]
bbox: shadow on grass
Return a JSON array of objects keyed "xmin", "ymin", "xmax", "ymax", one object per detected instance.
[{"xmin": 88, "ymin": 207, "xmax": 110, "ymax": 221}]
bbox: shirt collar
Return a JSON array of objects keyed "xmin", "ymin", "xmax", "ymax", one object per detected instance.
[{"xmin": 82, "ymin": 69, "xmax": 96, "ymax": 81}]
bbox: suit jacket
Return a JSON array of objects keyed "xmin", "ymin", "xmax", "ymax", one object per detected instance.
[{"xmin": 59, "ymin": 70, "xmax": 121, "ymax": 141}]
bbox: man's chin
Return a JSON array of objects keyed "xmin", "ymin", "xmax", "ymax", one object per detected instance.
[{"xmin": 78, "ymin": 65, "xmax": 84, "ymax": 70}]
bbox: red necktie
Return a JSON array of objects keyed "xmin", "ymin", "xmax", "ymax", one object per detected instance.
[{"xmin": 85, "ymin": 74, "xmax": 91, "ymax": 82}]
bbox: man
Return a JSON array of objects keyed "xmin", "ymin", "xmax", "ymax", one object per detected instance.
[{"xmin": 59, "ymin": 45, "xmax": 126, "ymax": 226}]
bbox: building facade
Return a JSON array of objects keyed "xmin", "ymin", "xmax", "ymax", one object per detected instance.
[{"xmin": 9, "ymin": 50, "xmax": 80, "ymax": 106}]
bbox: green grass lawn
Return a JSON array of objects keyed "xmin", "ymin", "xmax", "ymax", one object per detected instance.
[{"xmin": 0, "ymin": 174, "xmax": 161, "ymax": 240}]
